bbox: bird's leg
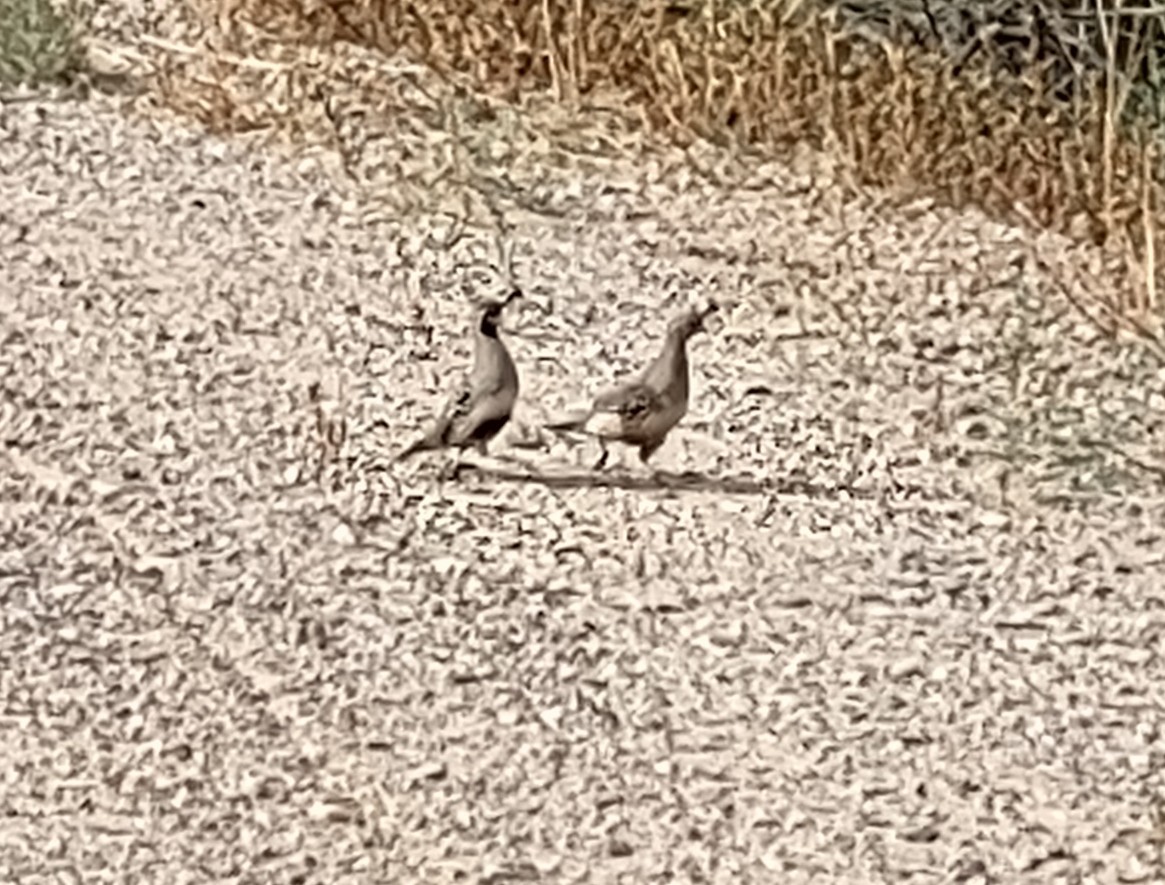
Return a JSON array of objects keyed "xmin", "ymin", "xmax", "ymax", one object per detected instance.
[
  {"xmin": 468, "ymin": 439, "xmax": 517, "ymax": 473},
  {"xmin": 592, "ymin": 441, "xmax": 610, "ymax": 471},
  {"xmin": 638, "ymin": 440, "xmax": 666, "ymax": 480},
  {"xmin": 437, "ymin": 450, "xmax": 469, "ymax": 482}
]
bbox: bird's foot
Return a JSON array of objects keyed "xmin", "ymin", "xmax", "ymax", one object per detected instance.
[{"xmin": 592, "ymin": 448, "xmax": 610, "ymax": 471}]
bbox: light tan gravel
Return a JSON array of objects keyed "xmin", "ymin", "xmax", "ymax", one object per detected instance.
[{"xmin": 3, "ymin": 18, "xmax": 1165, "ymax": 884}]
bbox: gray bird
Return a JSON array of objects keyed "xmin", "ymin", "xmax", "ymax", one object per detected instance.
[
  {"xmin": 397, "ymin": 289, "xmax": 523, "ymax": 461},
  {"xmin": 546, "ymin": 301, "xmax": 719, "ymax": 469}
]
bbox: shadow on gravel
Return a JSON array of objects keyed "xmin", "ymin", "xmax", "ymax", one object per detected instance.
[{"xmin": 462, "ymin": 461, "xmax": 826, "ymax": 496}]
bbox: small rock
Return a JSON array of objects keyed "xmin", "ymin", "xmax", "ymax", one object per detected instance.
[
  {"xmin": 331, "ymin": 522, "xmax": 356, "ymax": 546},
  {"xmin": 888, "ymin": 656, "xmax": 925, "ymax": 680}
]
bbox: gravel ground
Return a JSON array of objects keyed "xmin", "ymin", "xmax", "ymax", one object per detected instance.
[{"xmin": 4, "ymin": 38, "xmax": 1165, "ymax": 884}]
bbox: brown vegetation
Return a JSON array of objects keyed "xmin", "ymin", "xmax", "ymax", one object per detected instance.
[{"xmin": 185, "ymin": 0, "xmax": 1165, "ymax": 322}]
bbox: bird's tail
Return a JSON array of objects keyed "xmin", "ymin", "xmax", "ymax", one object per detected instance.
[{"xmin": 395, "ymin": 436, "xmax": 433, "ymax": 461}]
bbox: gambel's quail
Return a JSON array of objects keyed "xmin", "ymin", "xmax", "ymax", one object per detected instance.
[
  {"xmin": 546, "ymin": 301, "xmax": 718, "ymax": 469},
  {"xmin": 397, "ymin": 289, "xmax": 523, "ymax": 461}
]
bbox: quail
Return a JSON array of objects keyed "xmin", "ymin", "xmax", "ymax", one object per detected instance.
[
  {"xmin": 397, "ymin": 289, "xmax": 523, "ymax": 461},
  {"xmin": 546, "ymin": 301, "xmax": 718, "ymax": 469}
]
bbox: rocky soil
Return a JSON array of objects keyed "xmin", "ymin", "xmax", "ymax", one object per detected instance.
[{"xmin": 3, "ymin": 10, "xmax": 1165, "ymax": 883}]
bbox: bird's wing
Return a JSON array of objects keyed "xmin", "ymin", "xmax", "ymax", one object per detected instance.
[
  {"xmin": 593, "ymin": 382, "xmax": 662, "ymax": 422},
  {"xmin": 412, "ymin": 377, "xmax": 471, "ymax": 446},
  {"xmin": 446, "ymin": 382, "xmax": 515, "ymax": 446}
]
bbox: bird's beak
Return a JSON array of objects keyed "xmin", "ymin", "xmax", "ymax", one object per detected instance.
[
  {"xmin": 511, "ymin": 287, "xmax": 555, "ymax": 319},
  {"xmin": 696, "ymin": 301, "xmax": 720, "ymax": 333},
  {"xmin": 494, "ymin": 288, "xmax": 541, "ymax": 337},
  {"xmin": 482, "ymin": 289, "xmax": 522, "ymax": 324}
]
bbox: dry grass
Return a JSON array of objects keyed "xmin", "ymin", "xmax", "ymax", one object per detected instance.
[{"xmin": 171, "ymin": 0, "xmax": 1165, "ymax": 325}]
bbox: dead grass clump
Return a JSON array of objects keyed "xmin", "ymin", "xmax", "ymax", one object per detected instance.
[{"xmin": 215, "ymin": 0, "xmax": 1165, "ymax": 320}]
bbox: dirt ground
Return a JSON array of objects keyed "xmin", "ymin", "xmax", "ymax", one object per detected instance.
[{"xmin": 3, "ymin": 13, "xmax": 1165, "ymax": 883}]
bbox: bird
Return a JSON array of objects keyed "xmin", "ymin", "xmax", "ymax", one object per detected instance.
[
  {"xmin": 545, "ymin": 301, "xmax": 719, "ymax": 469},
  {"xmin": 397, "ymin": 289, "xmax": 523, "ymax": 462}
]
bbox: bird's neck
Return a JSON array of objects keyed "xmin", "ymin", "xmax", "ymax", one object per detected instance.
[
  {"xmin": 473, "ymin": 321, "xmax": 516, "ymax": 390},
  {"xmin": 644, "ymin": 329, "xmax": 690, "ymax": 395}
]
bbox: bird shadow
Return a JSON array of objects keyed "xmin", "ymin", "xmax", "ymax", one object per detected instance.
[{"xmin": 460, "ymin": 458, "xmax": 823, "ymax": 496}]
